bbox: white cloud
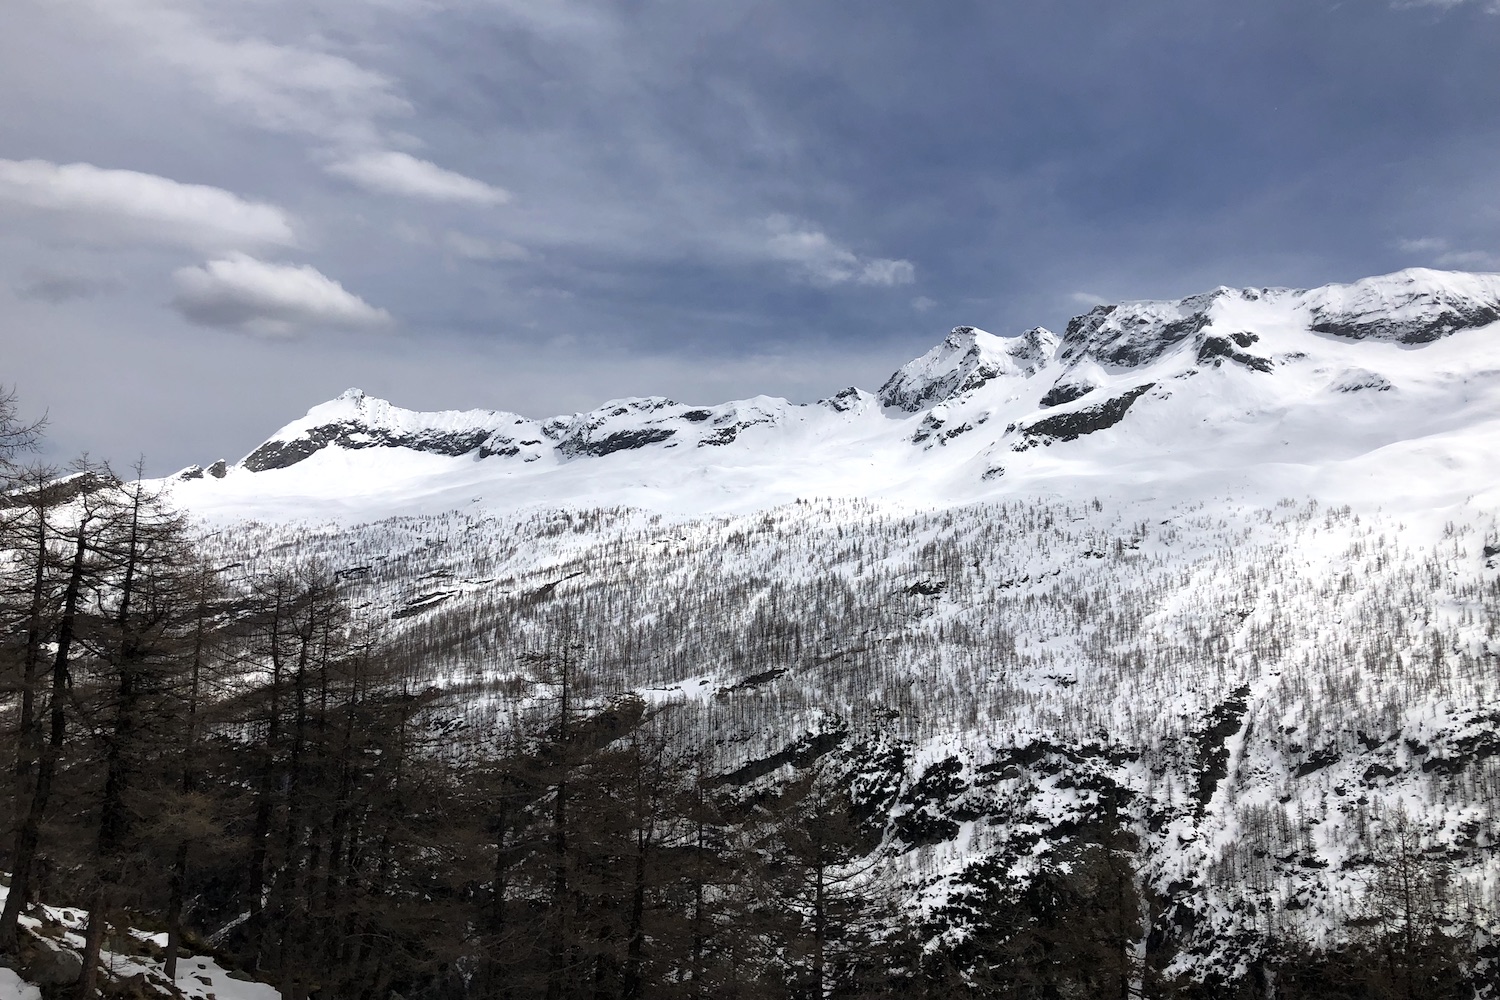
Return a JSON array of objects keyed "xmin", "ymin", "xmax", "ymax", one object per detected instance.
[
  {"xmin": 0, "ymin": 158, "xmax": 296, "ymax": 249},
  {"xmin": 326, "ymin": 151, "xmax": 510, "ymax": 205},
  {"xmin": 911, "ymin": 296, "xmax": 936, "ymax": 312},
  {"xmin": 80, "ymin": 0, "xmax": 409, "ymax": 147},
  {"xmin": 764, "ymin": 215, "xmax": 915, "ymax": 287},
  {"xmin": 58, "ymin": 4, "xmax": 507, "ymax": 213},
  {"xmin": 171, "ymin": 253, "xmax": 392, "ymax": 336},
  {"xmin": 1068, "ymin": 291, "xmax": 1110, "ymax": 307}
]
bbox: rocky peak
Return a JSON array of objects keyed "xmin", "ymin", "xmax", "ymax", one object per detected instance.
[
  {"xmin": 1058, "ymin": 289, "xmax": 1235, "ymax": 370},
  {"xmin": 240, "ymin": 391, "xmax": 515, "ymax": 472},
  {"xmin": 879, "ymin": 325, "xmax": 1059, "ymax": 412},
  {"xmin": 1296, "ymin": 267, "xmax": 1500, "ymax": 344},
  {"xmin": 1055, "ymin": 268, "xmax": 1500, "ymax": 372}
]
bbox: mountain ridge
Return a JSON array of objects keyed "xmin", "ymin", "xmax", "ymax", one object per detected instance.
[
  {"xmin": 132, "ymin": 267, "xmax": 1500, "ymax": 994},
  {"xmin": 166, "ymin": 267, "xmax": 1500, "ymax": 521}
]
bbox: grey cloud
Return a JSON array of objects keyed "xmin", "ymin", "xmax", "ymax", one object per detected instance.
[
  {"xmin": 171, "ymin": 253, "xmax": 393, "ymax": 336},
  {"xmin": 1068, "ymin": 291, "xmax": 1110, "ymax": 307},
  {"xmin": 443, "ymin": 231, "xmax": 531, "ymax": 261},
  {"xmin": 1397, "ymin": 237, "xmax": 1448, "ymax": 254},
  {"xmin": 1435, "ymin": 249, "xmax": 1500, "ymax": 270},
  {"xmin": 1394, "ymin": 237, "xmax": 1500, "ymax": 272},
  {"xmin": 7, "ymin": 0, "xmax": 1500, "ymax": 475},
  {"xmin": 15, "ymin": 272, "xmax": 119, "ymax": 303},
  {"xmin": 1392, "ymin": 0, "xmax": 1499, "ymax": 10},
  {"xmin": 764, "ymin": 215, "xmax": 915, "ymax": 287},
  {"xmin": 71, "ymin": 0, "xmax": 500, "ymax": 202}
]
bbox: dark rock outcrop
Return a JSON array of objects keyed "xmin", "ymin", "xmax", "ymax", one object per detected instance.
[{"xmin": 1014, "ymin": 383, "xmax": 1155, "ymax": 449}]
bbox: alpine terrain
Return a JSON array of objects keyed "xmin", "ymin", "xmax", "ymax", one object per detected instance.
[{"xmin": 5, "ymin": 267, "xmax": 1500, "ymax": 999}]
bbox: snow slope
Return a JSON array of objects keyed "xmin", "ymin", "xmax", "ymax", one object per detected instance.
[
  {"xmin": 165, "ymin": 268, "xmax": 1500, "ymax": 523},
  {"xmin": 151, "ymin": 267, "xmax": 1500, "ymax": 989},
  {"xmin": 0, "ymin": 884, "xmax": 282, "ymax": 1000}
]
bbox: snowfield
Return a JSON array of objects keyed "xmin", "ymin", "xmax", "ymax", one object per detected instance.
[
  {"xmin": 165, "ymin": 268, "xmax": 1500, "ymax": 522},
  {"xmin": 137, "ymin": 267, "xmax": 1500, "ymax": 989}
]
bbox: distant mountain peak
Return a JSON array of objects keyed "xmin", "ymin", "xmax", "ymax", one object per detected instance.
[
  {"xmin": 1056, "ymin": 268, "xmax": 1500, "ymax": 371},
  {"xmin": 1298, "ymin": 267, "xmax": 1500, "ymax": 344},
  {"xmin": 241, "ymin": 393, "xmax": 515, "ymax": 472},
  {"xmin": 186, "ymin": 267, "xmax": 1500, "ymax": 519},
  {"xmin": 879, "ymin": 325, "xmax": 1059, "ymax": 412}
]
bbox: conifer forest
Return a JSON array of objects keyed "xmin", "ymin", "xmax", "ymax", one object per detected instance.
[{"xmin": 2, "ymin": 386, "xmax": 1498, "ymax": 1000}]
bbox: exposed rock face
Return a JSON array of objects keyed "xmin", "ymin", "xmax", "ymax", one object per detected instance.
[
  {"xmin": 1328, "ymin": 368, "xmax": 1394, "ymax": 393},
  {"xmin": 1014, "ymin": 383, "xmax": 1155, "ymax": 449},
  {"xmin": 243, "ymin": 422, "xmax": 497, "ymax": 472},
  {"xmin": 208, "ymin": 268, "xmax": 1500, "ymax": 485},
  {"xmin": 819, "ymin": 386, "xmax": 872, "ymax": 413},
  {"xmin": 1039, "ymin": 379, "xmax": 1097, "ymax": 408},
  {"xmin": 1058, "ymin": 292, "xmax": 1223, "ymax": 369},
  {"xmin": 1300, "ymin": 268, "xmax": 1500, "ymax": 344},
  {"xmin": 240, "ymin": 389, "xmax": 512, "ymax": 472},
  {"xmin": 1196, "ymin": 334, "xmax": 1273, "ymax": 373},
  {"xmin": 24, "ymin": 938, "xmax": 81, "ymax": 986},
  {"xmin": 550, "ymin": 397, "xmax": 682, "ymax": 458},
  {"xmin": 880, "ymin": 326, "xmax": 1057, "ymax": 412},
  {"xmin": 559, "ymin": 427, "xmax": 677, "ymax": 457},
  {"xmin": 1308, "ymin": 306, "xmax": 1500, "ymax": 344},
  {"xmin": 1054, "ymin": 269, "xmax": 1500, "ymax": 371}
]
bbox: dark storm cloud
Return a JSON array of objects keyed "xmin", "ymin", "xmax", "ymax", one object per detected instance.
[{"xmin": 2, "ymin": 0, "xmax": 1498, "ymax": 472}]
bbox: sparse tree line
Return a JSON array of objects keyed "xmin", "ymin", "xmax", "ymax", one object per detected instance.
[{"xmin": 1, "ymin": 390, "xmax": 1496, "ymax": 1000}]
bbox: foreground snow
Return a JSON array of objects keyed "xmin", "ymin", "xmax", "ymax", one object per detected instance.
[{"xmin": 0, "ymin": 884, "xmax": 281, "ymax": 1000}]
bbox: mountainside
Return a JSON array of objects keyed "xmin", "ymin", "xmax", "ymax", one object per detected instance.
[
  {"xmin": 168, "ymin": 267, "xmax": 1500, "ymax": 521},
  {"xmin": 148, "ymin": 268, "xmax": 1500, "ymax": 994}
]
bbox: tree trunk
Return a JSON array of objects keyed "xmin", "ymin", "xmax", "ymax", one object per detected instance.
[
  {"xmin": 166, "ymin": 574, "xmax": 210, "ymax": 984},
  {"xmin": 545, "ymin": 650, "xmax": 572, "ymax": 1000},
  {"xmin": 11, "ymin": 493, "xmax": 51, "ymax": 800},
  {"xmin": 812, "ymin": 862, "xmax": 826, "ymax": 1000},
  {"xmin": 620, "ymin": 839, "xmax": 648, "ymax": 1000},
  {"xmin": 0, "ymin": 518, "xmax": 89, "ymax": 951},
  {"xmin": 165, "ymin": 840, "xmax": 189, "ymax": 982},
  {"xmin": 76, "ymin": 884, "xmax": 111, "ymax": 998}
]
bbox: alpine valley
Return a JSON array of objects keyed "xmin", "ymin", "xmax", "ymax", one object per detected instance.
[
  {"xmin": 6, "ymin": 268, "xmax": 1500, "ymax": 999},
  {"xmin": 159, "ymin": 267, "xmax": 1500, "ymax": 991}
]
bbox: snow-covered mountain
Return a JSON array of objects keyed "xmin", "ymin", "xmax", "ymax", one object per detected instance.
[
  {"xmin": 157, "ymin": 268, "xmax": 1500, "ymax": 992},
  {"xmin": 169, "ymin": 267, "xmax": 1500, "ymax": 522}
]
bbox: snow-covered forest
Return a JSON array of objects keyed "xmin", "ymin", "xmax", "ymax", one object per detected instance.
[
  {"xmin": 4, "ymin": 468, "xmax": 1498, "ymax": 997},
  {"xmin": 5, "ymin": 268, "xmax": 1500, "ymax": 999}
]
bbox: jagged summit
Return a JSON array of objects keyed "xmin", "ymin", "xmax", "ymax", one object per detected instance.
[
  {"xmin": 1057, "ymin": 267, "xmax": 1500, "ymax": 371},
  {"xmin": 1058, "ymin": 289, "xmax": 1233, "ymax": 369},
  {"xmin": 130, "ymin": 272, "xmax": 1500, "ymax": 1000},
  {"xmin": 879, "ymin": 325, "xmax": 1058, "ymax": 412},
  {"xmin": 242, "ymin": 391, "xmax": 518, "ymax": 472},
  {"xmin": 1298, "ymin": 267, "xmax": 1500, "ymax": 343},
  {"xmin": 166, "ymin": 268, "xmax": 1500, "ymax": 520}
]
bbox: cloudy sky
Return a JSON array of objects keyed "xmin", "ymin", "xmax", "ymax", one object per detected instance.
[{"xmin": 3, "ymin": 0, "xmax": 1498, "ymax": 473}]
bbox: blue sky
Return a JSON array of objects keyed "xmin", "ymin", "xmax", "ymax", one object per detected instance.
[{"xmin": 2, "ymin": 0, "xmax": 1498, "ymax": 472}]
